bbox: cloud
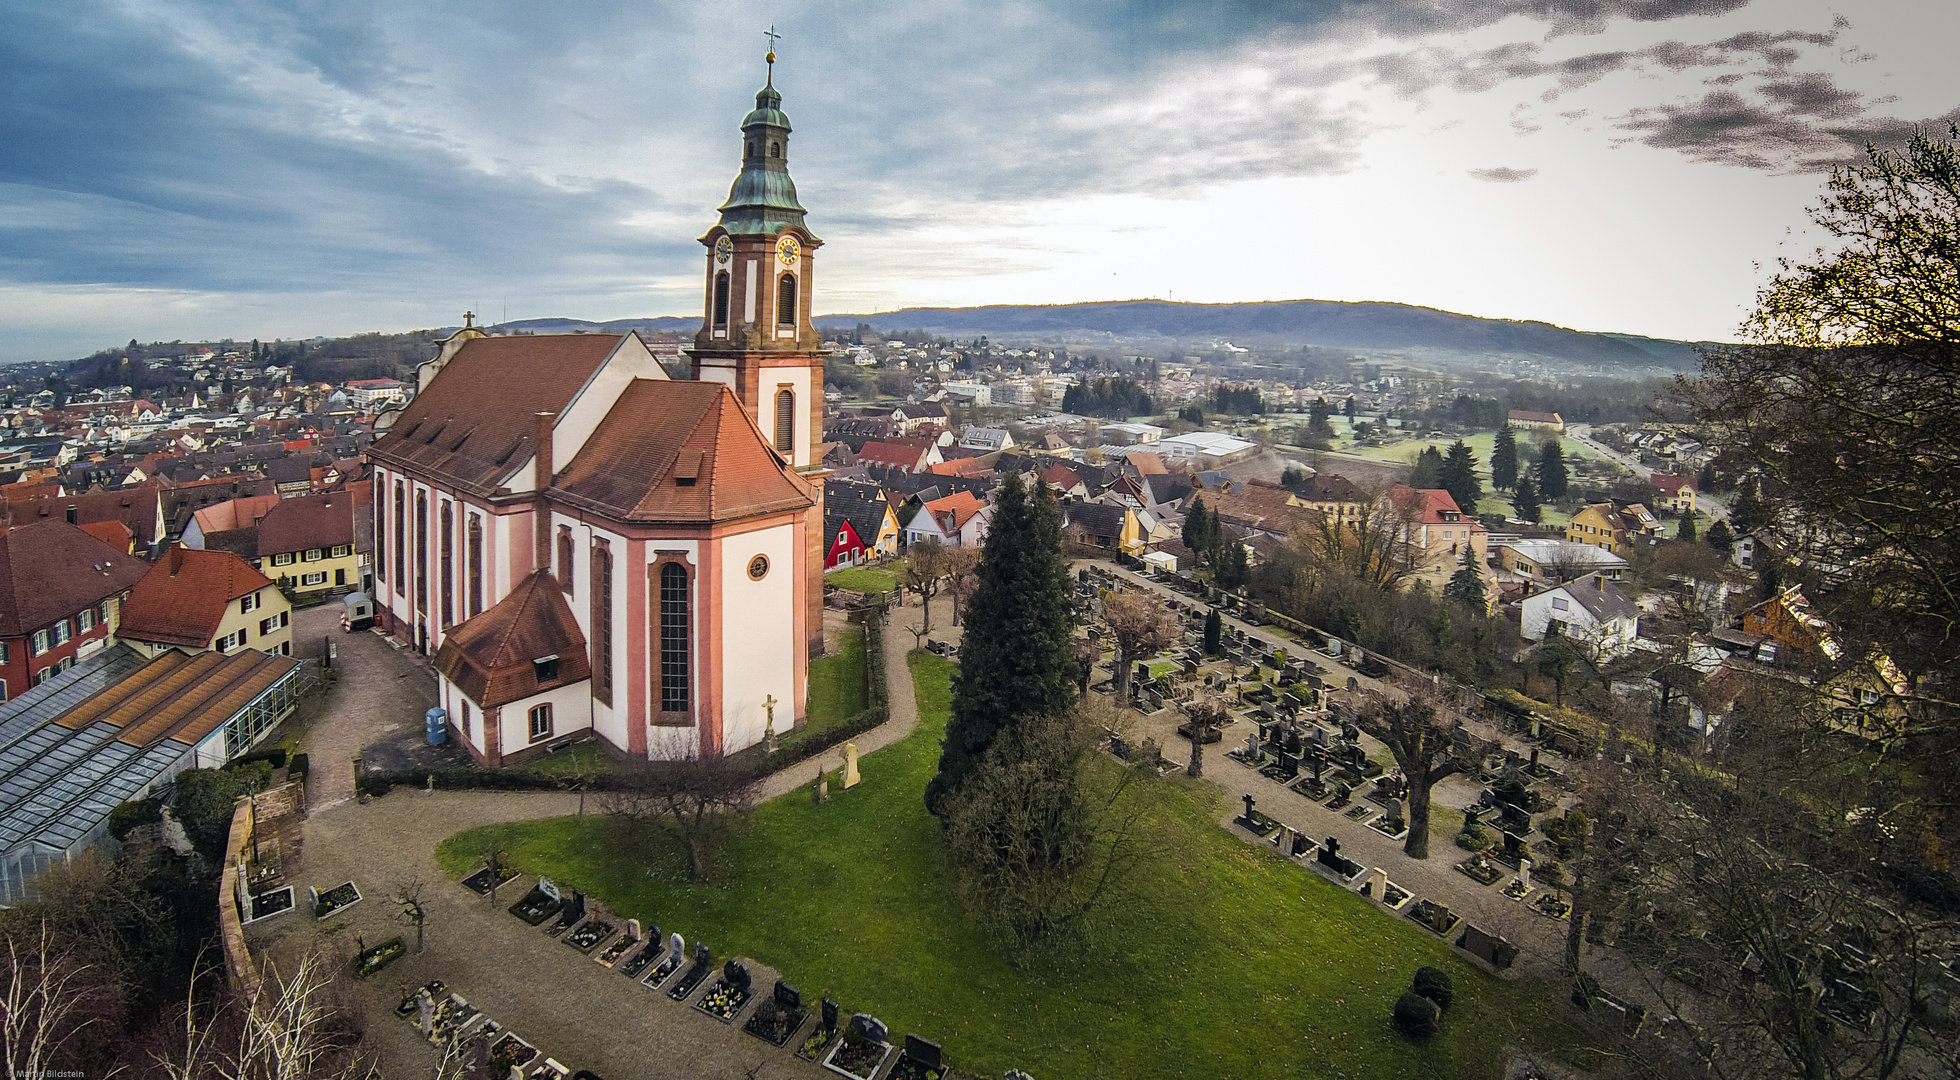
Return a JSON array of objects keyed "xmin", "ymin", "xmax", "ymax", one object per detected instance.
[{"xmin": 1469, "ymin": 167, "xmax": 1540, "ymax": 182}]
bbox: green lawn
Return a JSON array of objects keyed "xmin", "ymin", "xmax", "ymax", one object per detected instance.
[
  {"xmin": 794, "ymin": 624, "xmax": 870, "ymax": 743},
  {"xmin": 440, "ymin": 655, "xmax": 1596, "ymax": 1080},
  {"xmin": 826, "ymin": 565, "xmax": 898, "ymax": 594}
]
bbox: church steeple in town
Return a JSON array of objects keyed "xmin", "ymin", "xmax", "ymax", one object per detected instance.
[{"xmin": 716, "ymin": 43, "xmax": 813, "ymax": 239}]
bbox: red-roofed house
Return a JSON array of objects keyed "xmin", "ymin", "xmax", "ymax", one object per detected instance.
[
  {"xmin": 1388, "ymin": 485, "xmax": 1492, "ymax": 596},
  {"xmin": 117, "ymin": 546, "xmax": 292, "ymax": 658},
  {"xmin": 855, "ymin": 439, "xmax": 942, "ymax": 473},
  {"xmin": 1648, "ymin": 473, "xmax": 1698, "ymax": 516},
  {"xmin": 903, "ymin": 491, "xmax": 992, "ymax": 547},
  {"xmin": 0, "ymin": 521, "xmax": 150, "ymax": 699}
]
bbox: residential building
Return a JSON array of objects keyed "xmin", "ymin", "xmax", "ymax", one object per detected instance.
[
  {"xmin": 1519, "ymin": 572, "xmax": 1640, "ymax": 658},
  {"xmin": 255, "ymin": 489, "xmax": 365, "ymax": 599},
  {"xmin": 957, "ymin": 426, "xmax": 1014, "ymax": 452},
  {"xmin": 823, "ymin": 479, "xmax": 899, "ymax": 569},
  {"xmin": 1565, "ymin": 501, "xmax": 1665, "ymax": 558},
  {"xmin": 1061, "ymin": 501, "xmax": 1143, "ymax": 555},
  {"xmin": 1494, "ymin": 538, "xmax": 1630, "ymax": 585},
  {"xmin": 903, "ymin": 491, "xmax": 991, "ymax": 547},
  {"xmin": 1159, "ymin": 430, "xmax": 1259, "ymax": 465},
  {"xmin": 118, "ymin": 546, "xmax": 294, "ymax": 658},
  {"xmin": 0, "ymin": 521, "xmax": 150, "ymax": 701},
  {"xmin": 1388, "ymin": 485, "xmax": 1493, "ymax": 595},
  {"xmin": 345, "ymin": 378, "xmax": 407, "ymax": 410},
  {"xmin": 1648, "ymin": 473, "xmax": 1698, "ymax": 516}
]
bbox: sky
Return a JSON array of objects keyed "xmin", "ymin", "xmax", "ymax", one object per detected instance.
[{"xmin": 3, "ymin": 0, "xmax": 1956, "ymax": 363}]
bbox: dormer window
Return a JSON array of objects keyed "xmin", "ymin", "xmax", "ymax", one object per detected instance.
[{"xmin": 533, "ymin": 655, "xmax": 559, "ymax": 683}]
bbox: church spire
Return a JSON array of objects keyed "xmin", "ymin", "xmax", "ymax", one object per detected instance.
[{"xmin": 716, "ymin": 40, "xmax": 812, "ymax": 239}]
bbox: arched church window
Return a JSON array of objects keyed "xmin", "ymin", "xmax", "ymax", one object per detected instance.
[
  {"xmin": 557, "ymin": 525, "xmax": 574, "ymax": 596},
  {"xmin": 713, "ymin": 271, "xmax": 730, "ymax": 328},
  {"xmin": 467, "ymin": 513, "xmax": 483, "ymax": 617},
  {"xmin": 777, "ymin": 272, "xmax": 796, "ymax": 327},
  {"xmin": 660, "ymin": 562, "xmax": 689, "ymax": 713},
  {"xmin": 591, "ymin": 540, "xmax": 612, "ymax": 706},
  {"xmin": 775, "ymin": 388, "xmax": 795, "ymax": 453},
  {"xmin": 770, "ymin": 141, "xmax": 780, "ymax": 157}
]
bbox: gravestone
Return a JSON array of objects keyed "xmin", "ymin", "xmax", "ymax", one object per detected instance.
[
  {"xmin": 694, "ymin": 941, "xmax": 712, "ymax": 967},
  {"xmin": 1239, "ymin": 793, "xmax": 1257, "ymax": 827},
  {"xmin": 1458, "ymin": 924, "xmax": 1519, "ymax": 969},
  {"xmin": 1291, "ymin": 831, "xmax": 1313, "ymax": 857},
  {"xmin": 723, "ymin": 959, "xmax": 751, "ymax": 991},
  {"xmin": 1279, "ymin": 752, "xmax": 1299, "ymax": 781},
  {"xmin": 1274, "ymin": 824, "xmax": 1293, "ymax": 851},
  {"xmin": 851, "ymin": 1013, "xmax": 889, "ymax": 1045},
  {"xmin": 1005, "ymin": 1072, "xmax": 1036, "ymax": 1080},
  {"xmin": 822, "ymin": 998, "xmax": 840, "ymax": 1032},
  {"xmin": 843, "ymin": 741, "xmax": 862, "ymax": 789},
  {"xmin": 416, "ymin": 988, "xmax": 434, "ymax": 1036},
  {"xmin": 1504, "ymin": 831, "xmax": 1524, "ymax": 858},
  {"xmin": 1243, "ymin": 732, "xmax": 1260, "ymax": 763},
  {"xmin": 903, "ymin": 1035, "xmax": 943, "ymax": 1070},
  {"xmin": 627, "ymin": 919, "xmax": 641, "ymax": 941},
  {"xmin": 1519, "ymin": 859, "xmax": 1533, "ymax": 889},
  {"xmin": 1381, "ymin": 797, "xmax": 1403, "ymax": 825},
  {"xmin": 667, "ymin": 932, "xmax": 685, "ymax": 968},
  {"xmin": 1361, "ymin": 867, "xmax": 1386, "ymax": 897},
  {"xmin": 774, "ymin": 980, "xmax": 801, "ymax": 1010}
]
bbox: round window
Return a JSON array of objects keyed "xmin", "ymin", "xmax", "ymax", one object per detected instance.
[{"xmin": 747, "ymin": 554, "xmax": 770, "ymax": 580}]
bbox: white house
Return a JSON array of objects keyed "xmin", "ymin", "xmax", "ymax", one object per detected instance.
[
  {"xmin": 1520, "ymin": 572, "xmax": 1641, "ymax": 659},
  {"xmin": 903, "ymin": 491, "xmax": 991, "ymax": 548},
  {"xmin": 957, "ymin": 426, "xmax": 1014, "ymax": 452}
]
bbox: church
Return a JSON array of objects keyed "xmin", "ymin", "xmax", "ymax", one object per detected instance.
[{"xmin": 367, "ymin": 59, "xmax": 828, "ymax": 765}]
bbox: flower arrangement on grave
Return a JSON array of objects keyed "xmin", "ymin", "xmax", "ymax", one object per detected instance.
[
  {"xmin": 312, "ymin": 881, "xmax": 361, "ymax": 918},
  {"xmin": 743, "ymin": 996, "xmax": 808, "ymax": 1047},
  {"xmin": 597, "ymin": 933, "xmax": 638, "ymax": 966},
  {"xmin": 393, "ymin": 980, "xmax": 445, "ymax": 1019},
  {"xmin": 566, "ymin": 918, "xmax": 614, "ymax": 952},
  {"xmin": 888, "ymin": 1059, "xmax": 946, "ymax": 1080},
  {"xmin": 352, "ymin": 937, "xmax": 406, "ymax": 979},
  {"xmin": 795, "ymin": 1023, "xmax": 835, "ymax": 1060},
  {"xmin": 828, "ymin": 1021, "xmax": 890, "ymax": 1080},
  {"xmin": 506, "ymin": 885, "xmax": 563, "ymax": 926},
  {"xmin": 696, "ymin": 978, "xmax": 753, "ymax": 1021},
  {"xmin": 488, "ymin": 1033, "xmax": 537, "ymax": 1074}
]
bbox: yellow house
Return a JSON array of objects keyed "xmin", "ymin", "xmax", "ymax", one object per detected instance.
[
  {"xmin": 1565, "ymin": 501, "xmax": 1664, "ymax": 558},
  {"xmin": 116, "ymin": 546, "xmax": 295, "ymax": 658},
  {"xmin": 255, "ymin": 490, "xmax": 364, "ymax": 600}
]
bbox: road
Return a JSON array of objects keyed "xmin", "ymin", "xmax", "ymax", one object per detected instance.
[{"xmin": 1569, "ymin": 423, "xmax": 1726, "ymax": 522}]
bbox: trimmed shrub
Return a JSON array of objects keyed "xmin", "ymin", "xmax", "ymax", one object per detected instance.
[
  {"xmin": 1393, "ymin": 991, "xmax": 1441, "ymax": 1037},
  {"xmin": 1455, "ymin": 826, "xmax": 1491, "ymax": 851},
  {"xmin": 226, "ymin": 747, "xmax": 288, "ymax": 770},
  {"xmin": 1413, "ymin": 966, "xmax": 1454, "ymax": 1011}
]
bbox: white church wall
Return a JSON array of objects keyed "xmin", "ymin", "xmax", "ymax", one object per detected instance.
[
  {"xmin": 496, "ymin": 681, "xmax": 593, "ymax": 763},
  {"xmin": 549, "ymin": 336, "xmax": 669, "ymax": 490},
  {"xmin": 764, "ymin": 367, "xmax": 814, "ymax": 469},
  {"xmin": 719, "ymin": 521, "xmax": 798, "ymax": 754}
]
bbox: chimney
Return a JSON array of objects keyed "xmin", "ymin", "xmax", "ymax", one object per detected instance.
[
  {"xmin": 534, "ymin": 411, "xmax": 555, "ymax": 573},
  {"xmin": 65, "ymin": 505, "xmax": 77, "ymax": 525}
]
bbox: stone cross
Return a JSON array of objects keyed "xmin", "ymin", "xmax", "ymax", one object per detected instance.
[
  {"xmin": 843, "ymin": 741, "xmax": 861, "ymax": 788},
  {"xmin": 416, "ymin": 988, "xmax": 434, "ymax": 1036},
  {"xmin": 763, "ymin": 694, "xmax": 779, "ymax": 753}
]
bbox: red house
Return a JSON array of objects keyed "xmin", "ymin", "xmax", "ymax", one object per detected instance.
[
  {"xmin": 0, "ymin": 521, "xmax": 149, "ymax": 701},
  {"xmin": 824, "ymin": 519, "xmax": 868, "ymax": 569}
]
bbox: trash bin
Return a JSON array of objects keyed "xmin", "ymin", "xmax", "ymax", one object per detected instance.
[{"xmin": 425, "ymin": 708, "xmax": 447, "ymax": 745}]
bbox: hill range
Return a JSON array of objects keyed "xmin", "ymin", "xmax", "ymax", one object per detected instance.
[{"xmin": 476, "ymin": 297, "xmax": 1710, "ymax": 375}]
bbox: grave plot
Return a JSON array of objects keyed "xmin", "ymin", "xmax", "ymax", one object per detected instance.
[
  {"xmin": 744, "ymin": 981, "xmax": 810, "ymax": 1047},
  {"xmin": 1456, "ymin": 852, "xmax": 1505, "ymax": 886},
  {"xmin": 824, "ymin": 1014, "xmax": 895, "ymax": 1080},
  {"xmin": 394, "ymin": 981, "xmax": 446, "ymax": 1020},
  {"xmin": 1503, "ymin": 878, "xmax": 1534, "ymax": 902},
  {"xmin": 565, "ymin": 917, "xmax": 615, "ymax": 953},
  {"xmin": 1380, "ymin": 881, "xmax": 1413, "ymax": 910},
  {"xmin": 1289, "ymin": 775, "xmax": 1333, "ymax": 802},
  {"xmin": 352, "ymin": 936, "xmax": 406, "ymax": 979},
  {"xmin": 694, "ymin": 959, "xmax": 756, "ymax": 1023},
  {"xmin": 426, "ymin": 994, "xmax": 481, "ymax": 1047},
  {"xmin": 461, "ymin": 862, "xmax": 519, "ymax": 895},
  {"xmin": 506, "ymin": 883, "xmax": 564, "ymax": 926},
  {"xmin": 246, "ymin": 885, "xmax": 294, "ymax": 923},
  {"xmin": 642, "ymin": 945, "xmax": 684, "ymax": 990},
  {"xmin": 1343, "ymin": 804, "xmax": 1379, "ymax": 824},
  {"xmin": 887, "ymin": 1034, "xmax": 947, "ymax": 1080},
  {"xmin": 1531, "ymin": 894, "xmax": 1572, "ymax": 920},
  {"xmin": 795, "ymin": 999, "xmax": 842, "ymax": 1062},
  {"xmin": 1408, "ymin": 899, "xmax": 1461, "ymax": 938},
  {"xmin": 618, "ymin": 930, "xmax": 660, "ymax": 979},
  {"xmin": 596, "ymin": 920, "xmax": 641, "ymax": 966},
  {"xmin": 532, "ymin": 1060, "xmax": 571, "ymax": 1080},
  {"xmin": 311, "ymin": 881, "xmax": 361, "ymax": 919},
  {"xmin": 667, "ymin": 942, "xmax": 716, "ymax": 1001},
  {"xmin": 543, "ymin": 891, "xmax": 587, "ymax": 938},
  {"xmin": 485, "ymin": 1031, "xmax": 539, "ymax": 1077},
  {"xmin": 1233, "ymin": 794, "xmax": 1280, "ymax": 838}
]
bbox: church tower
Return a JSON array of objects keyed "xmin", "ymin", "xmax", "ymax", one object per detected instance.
[{"xmin": 689, "ymin": 49, "xmax": 828, "ymax": 658}]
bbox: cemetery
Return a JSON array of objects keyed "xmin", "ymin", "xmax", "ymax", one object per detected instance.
[{"xmin": 425, "ymin": 632, "xmax": 1602, "ymax": 1079}]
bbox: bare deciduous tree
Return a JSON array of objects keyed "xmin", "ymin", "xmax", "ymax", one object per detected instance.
[
  {"xmin": 900, "ymin": 538, "xmax": 951, "ymax": 639},
  {"xmin": 1348, "ymin": 681, "xmax": 1480, "ymax": 859},
  {"xmin": 390, "ymin": 879, "xmax": 428, "ymax": 955},
  {"xmin": 1102, "ymin": 589, "xmax": 1177, "ymax": 712},
  {"xmin": 1, "ymin": 922, "xmax": 99, "ymax": 1080},
  {"xmin": 157, "ymin": 951, "xmax": 376, "ymax": 1080},
  {"xmin": 599, "ymin": 756, "xmax": 757, "ymax": 881},
  {"xmin": 943, "ymin": 547, "xmax": 981, "ymax": 626}
]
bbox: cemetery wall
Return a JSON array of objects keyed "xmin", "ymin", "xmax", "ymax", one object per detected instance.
[{"xmin": 218, "ymin": 793, "xmax": 265, "ymax": 1001}]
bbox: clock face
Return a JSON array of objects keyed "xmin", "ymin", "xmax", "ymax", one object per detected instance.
[
  {"xmin": 776, "ymin": 234, "xmax": 801, "ymax": 266},
  {"xmin": 714, "ymin": 236, "xmax": 733, "ymax": 263}
]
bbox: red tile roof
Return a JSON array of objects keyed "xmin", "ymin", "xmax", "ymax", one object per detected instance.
[
  {"xmin": 434, "ymin": 569, "xmax": 592, "ymax": 708},
  {"xmin": 551, "ymin": 379, "xmax": 811, "ymax": 524},
  {"xmin": 0, "ymin": 521, "xmax": 150, "ymax": 638},
  {"xmin": 369, "ymin": 334, "xmax": 629, "ymax": 494},
  {"xmin": 1650, "ymin": 473, "xmax": 1697, "ymax": 495},
  {"xmin": 922, "ymin": 490, "xmax": 986, "ymax": 533},
  {"xmin": 855, "ymin": 441, "xmax": 929, "ymax": 471},
  {"xmin": 1125, "ymin": 451, "xmax": 1168, "ymax": 476},
  {"xmin": 255, "ymin": 491, "xmax": 356, "ymax": 556},
  {"xmin": 79, "ymin": 520, "xmax": 134, "ymax": 553},
  {"xmin": 1389, "ymin": 484, "xmax": 1470, "ymax": 524},
  {"xmin": 118, "ymin": 546, "xmax": 277, "ymax": 648}
]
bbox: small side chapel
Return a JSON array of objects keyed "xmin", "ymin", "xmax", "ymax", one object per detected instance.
[{"xmin": 367, "ymin": 55, "xmax": 829, "ymax": 765}]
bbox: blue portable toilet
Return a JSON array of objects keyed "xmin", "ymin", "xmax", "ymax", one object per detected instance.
[{"xmin": 425, "ymin": 708, "xmax": 447, "ymax": 745}]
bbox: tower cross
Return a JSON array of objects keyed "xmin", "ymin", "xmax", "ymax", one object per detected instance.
[{"xmin": 763, "ymin": 25, "xmax": 781, "ymax": 82}]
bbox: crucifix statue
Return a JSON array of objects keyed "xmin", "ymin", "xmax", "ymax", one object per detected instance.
[{"xmin": 762, "ymin": 693, "xmax": 779, "ymax": 753}]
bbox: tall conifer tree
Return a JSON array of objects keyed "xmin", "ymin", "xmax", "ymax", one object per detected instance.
[
  {"xmin": 1491, "ymin": 424, "xmax": 1519, "ymax": 491},
  {"xmin": 1513, "ymin": 471, "xmax": 1542, "ymax": 523},
  {"xmin": 1440, "ymin": 440, "xmax": 1482, "ymax": 515},
  {"xmin": 926, "ymin": 474, "xmax": 1077, "ymax": 816},
  {"xmin": 1537, "ymin": 440, "xmax": 1569, "ymax": 499}
]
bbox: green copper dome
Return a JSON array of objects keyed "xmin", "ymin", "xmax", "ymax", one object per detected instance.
[{"xmin": 716, "ymin": 78, "xmax": 815, "ymax": 239}]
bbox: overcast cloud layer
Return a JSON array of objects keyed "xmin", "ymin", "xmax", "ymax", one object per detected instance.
[{"xmin": 1, "ymin": 0, "xmax": 1955, "ymax": 361}]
